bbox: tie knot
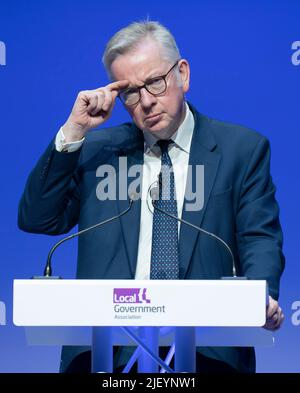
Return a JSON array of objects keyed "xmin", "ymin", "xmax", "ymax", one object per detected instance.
[{"xmin": 156, "ymin": 139, "xmax": 172, "ymax": 154}]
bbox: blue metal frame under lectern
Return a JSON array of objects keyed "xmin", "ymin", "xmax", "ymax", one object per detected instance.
[{"xmin": 91, "ymin": 326, "xmax": 196, "ymax": 373}]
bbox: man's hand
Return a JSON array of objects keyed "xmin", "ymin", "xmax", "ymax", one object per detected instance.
[
  {"xmin": 62, "ymin": 80, "xmax": 129, "ymax": 142},
  {"xmin": 263, "ymin": 295, "xmax": 284, "ymax": 331}
]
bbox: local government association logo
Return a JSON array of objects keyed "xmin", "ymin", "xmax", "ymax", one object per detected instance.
[
  {"xmin": 113, "ymin": 288, "xmax": 151, "ymax": 304},
  {"xmin": 112, "ymin": 288, "xmax": 165, "ymax": 320}
]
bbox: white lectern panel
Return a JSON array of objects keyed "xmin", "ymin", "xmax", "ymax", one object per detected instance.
[{"xmin": 13, "ymin": 279, "xmax": 266, "ymax": 327}]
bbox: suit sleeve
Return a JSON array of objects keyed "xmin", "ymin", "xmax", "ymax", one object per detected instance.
[
  {"xmin": 235, "ymin": 137, "xmax": 285, "ymax": 300},
  {"xmin": 18, "ymin": 139, "xmax": 82, "ymax": 235}
]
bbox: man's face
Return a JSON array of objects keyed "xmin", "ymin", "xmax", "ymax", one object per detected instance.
[{"xmin": 110, "ymin": 39, "xmax": 190, "ymax": 139}]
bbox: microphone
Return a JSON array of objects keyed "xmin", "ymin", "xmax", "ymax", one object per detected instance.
[
  {"xmin": 148, "ymin": 184, "xmax": 239, "ymax": 278},
  {"xmin": 35, "ymin": 193, "xmax": 139, "ymax": 279}
]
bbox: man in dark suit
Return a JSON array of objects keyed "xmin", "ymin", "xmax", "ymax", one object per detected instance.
[{"xmin": 18, "ymin": 20, "xmax": 285, "ymax": 373}]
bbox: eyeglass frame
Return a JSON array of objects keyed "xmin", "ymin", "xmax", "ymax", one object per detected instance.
[{"xmin": 117, "ymin": 60, "xmax": 181, "ymax": 106}]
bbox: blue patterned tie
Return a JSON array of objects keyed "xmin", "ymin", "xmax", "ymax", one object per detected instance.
[{"xmin": 150, "ymin": 140, "xmax": 179, "ymax": 279}]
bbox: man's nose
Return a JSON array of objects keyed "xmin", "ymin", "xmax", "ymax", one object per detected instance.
[{"xmin": 139, "ymin": 87, "xmax": 157, "ymax": 108}]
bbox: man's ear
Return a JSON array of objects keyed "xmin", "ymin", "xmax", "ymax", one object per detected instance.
[{"xmin": 178, "ymin": 59, "xmax": 190, "ymax": 93}]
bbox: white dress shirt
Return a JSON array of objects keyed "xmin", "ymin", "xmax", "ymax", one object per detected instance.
[
  {"xmin": 135, "ymin": 103, "xmax": 194, "ymax": 279},
  {"xmin": 55, "ymin": 102, "xmax": 195, "ymax": 280}
]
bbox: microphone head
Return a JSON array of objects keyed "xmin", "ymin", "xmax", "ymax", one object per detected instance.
[
  {"xmin": 150, "ymin": 186, "xmax": 159, "ymax": 201},
  {"xmin": 129, "ymin": 192, "xmax": 140, "ymax": 202}
]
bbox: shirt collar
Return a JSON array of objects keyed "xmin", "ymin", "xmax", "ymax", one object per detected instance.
[{"xmin": 143, "ymin": 102, "xmax": 194, "ymax": 155}]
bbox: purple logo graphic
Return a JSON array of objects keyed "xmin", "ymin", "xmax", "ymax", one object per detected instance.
[{"xmin": 113, "ymin": 288, "xmax": 151, "ymax": 304}]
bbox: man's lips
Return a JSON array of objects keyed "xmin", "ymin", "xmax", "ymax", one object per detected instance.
[{"xmin": 144, "ymin": 113, "xmax": 162, "ymax": 122}]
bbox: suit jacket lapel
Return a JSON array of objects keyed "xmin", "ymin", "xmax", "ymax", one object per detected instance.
[
  {"xmin": 115, "ymin": 125, "xmax": 144, "ymax": 277},
  {"xmin": 179, "ymin": 105, "xmax": 220, "ymax": 278},
  {"xmin": 114, "ymin": 106, "xmax": 220, "ymax": 279}
]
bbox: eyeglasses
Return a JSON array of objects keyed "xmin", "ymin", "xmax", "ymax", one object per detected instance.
[{"xmin": 118, "ymin": 60, "xmax": 180, "ymax": 106}]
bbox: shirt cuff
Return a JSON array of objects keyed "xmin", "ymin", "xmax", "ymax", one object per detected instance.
[{"xmin": 55, "ymin": 127, "xmax": 85, "ymax": 153}]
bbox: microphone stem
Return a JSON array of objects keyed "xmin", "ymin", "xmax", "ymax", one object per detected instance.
[
  {"xmin": 44, "ymin": 200, "xmax": 133, "ymax": 277},
  {"xmin": 152, "ymin": 203, "xmax": 237, "ymax": 278}
]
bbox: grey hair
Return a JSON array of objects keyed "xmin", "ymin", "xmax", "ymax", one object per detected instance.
[{"xmin": 102, "ymin": 20, "xmax": 181, "ymax": 79}]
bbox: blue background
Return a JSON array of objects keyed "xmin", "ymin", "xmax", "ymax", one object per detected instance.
[{"xmin": 0, "ymin": 0, "xmax": 299, "ymax": 372}]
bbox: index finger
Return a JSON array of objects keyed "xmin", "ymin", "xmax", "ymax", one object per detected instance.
[
  {"xmin": 106, "ymin": 79, "xmax": 130, "ymax": 92},
  {"xmin": 266, "ymin": 303, "xmax": 279, "ymax": 319}
]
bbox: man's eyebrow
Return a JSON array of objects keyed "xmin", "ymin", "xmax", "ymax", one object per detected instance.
[
  {"xmin": 124, "ymin": 69, "xmax": 164, "ymax": 90},
  {"xmin": 144, "ymin": 70, "xmax": 163, "ymax": 82},
  {"xmin": 141, "ymin": 69, "xmax": 165, "ymax": 84}
]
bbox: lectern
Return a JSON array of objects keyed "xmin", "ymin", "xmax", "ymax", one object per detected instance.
[{"xmin": 13, "ymin": 279, "xmax": 271, "ymax": 373}]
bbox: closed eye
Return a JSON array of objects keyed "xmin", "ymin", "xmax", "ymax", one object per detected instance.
[
  {"xmin": 123, "ymin": 87, "xmax": 139, "ymax": 95},
  {"xmin": 147, "ymin": 77, "xmax": 163, "ymax": 85}
]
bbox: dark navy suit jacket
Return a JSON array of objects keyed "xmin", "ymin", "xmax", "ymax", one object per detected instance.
[{"xmin": 18, "ymin": 103, "xmax": 285, "ymax": 372}]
